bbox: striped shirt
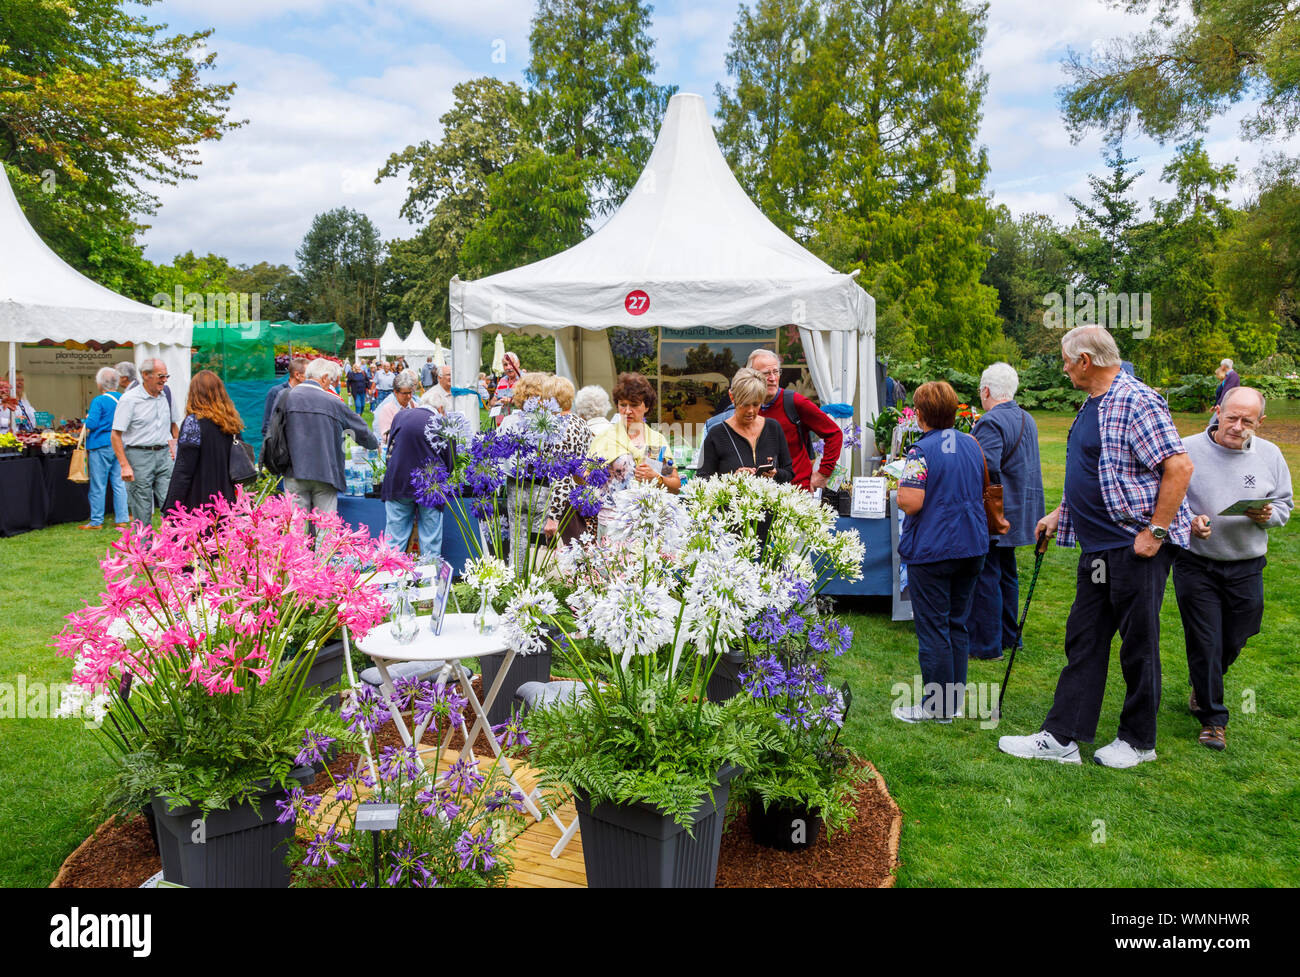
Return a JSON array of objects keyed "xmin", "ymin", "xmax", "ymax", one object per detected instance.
[{"xmin": 1057, "ymin": 370, "xmax": 1192, "ymax": 549}]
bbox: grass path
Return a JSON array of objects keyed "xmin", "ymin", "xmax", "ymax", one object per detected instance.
[{"xmin": 1, "ymin": 410, "xmax": 1296, "ymax": 886}]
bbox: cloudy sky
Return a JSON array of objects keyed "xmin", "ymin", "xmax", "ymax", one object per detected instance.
[{"xmin": 142, "ymin": 0, "xmax": 1296, "ymax": 267}]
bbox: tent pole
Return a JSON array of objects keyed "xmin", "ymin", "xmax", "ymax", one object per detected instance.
[{"xmin": 8, "ymin": 342, "xmax": 14, "ymax": 388}]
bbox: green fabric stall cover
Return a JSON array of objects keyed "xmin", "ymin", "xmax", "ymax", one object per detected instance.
[
  {"xmin": 269, "ymin": 321, "xmax": 344, "ymax": 354},
  {"xmin": 191, "ymin": 321, "xmax": 276, "ymax": 381},
  {"xmin": 225, "ymin": 378, "xmax": 283, "ymax": 460}
]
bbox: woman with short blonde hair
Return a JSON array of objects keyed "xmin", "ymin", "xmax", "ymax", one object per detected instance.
[
  {"xmin": 695, "ymin": 367, "xmax": 792, "ymax": 482},
  {"xmin": 544, "ymin": 374, "xmax": 576, "ymax": 412}
]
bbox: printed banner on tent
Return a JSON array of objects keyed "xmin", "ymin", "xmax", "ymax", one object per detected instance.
[{"xmin": 19, "ymin": 342, "xmax": 131, "ymax": 375}]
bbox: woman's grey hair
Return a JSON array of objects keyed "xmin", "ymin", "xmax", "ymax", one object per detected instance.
[
  {"xmin": 115, "ymin": 361, "xmax": 138, "ymax": 382},
  {"xmin": 305, "ymin": 358, "xmax": 342, "ymax": 383},
  {"xmin": 394, "ymin": 369, "xmax": 419, "ymax": 391},
  {"xmin": 1220, "ymin": 358, "xmax": 1234, "ymax": 369},
  {"xmin": 95, "ymin": 367, "xmax": 121, "ymax": 392},
  {"xmin": 573, "ymin": 384, "xmax": 612, "ymax": 421},
  {"xmin": 979, "ymin": 362, "xmax": 1019, "ymax": 401},
  {"xmin": 1061, "ymin": 325, "xmax": 1121, "ymax": 368},
  {"xmin": 730, "ymin": 367, "xmax": 767, "ymax": 406}
]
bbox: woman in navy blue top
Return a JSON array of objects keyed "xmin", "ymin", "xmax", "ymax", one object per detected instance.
[{"xmin": 893, "ymin": 381, "xmax": 989, "ymax": 723}]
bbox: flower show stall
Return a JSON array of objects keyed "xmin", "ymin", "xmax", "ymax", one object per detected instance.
[{"xmin": 0, "ymin": 166, "xmax": 192, "ymax": 534}]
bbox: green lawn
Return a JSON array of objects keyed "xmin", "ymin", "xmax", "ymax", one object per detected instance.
[{"xmin": 1, "ymin": 409, "xmax": 1297, "ymax": 886}]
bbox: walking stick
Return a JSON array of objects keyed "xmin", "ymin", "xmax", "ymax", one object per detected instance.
[{"xmin": 993, "ymin": 529, "xmax": 1051, "ymax": 720}]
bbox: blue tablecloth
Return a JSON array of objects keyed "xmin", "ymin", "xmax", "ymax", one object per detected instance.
[
  {"xmin": 336, "ymin": 495, "xmax": 478, "ymax": 578},
  {"xmin": 819, "ymin": 515, "xmax": 893, "ymax": 597}
]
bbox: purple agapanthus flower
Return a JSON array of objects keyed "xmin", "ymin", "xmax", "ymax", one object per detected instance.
[
  {"xmin": 809, "ymin": 619, "xmax": 853, "ymax": 657},
  {"xmin": 417, "ymin": 788, "xmax": 462, "ymax": 820},
  {"xmin": 412, "ymin": 457, "xmax": 456, "ymax": 507},
  {"xmin": 454, "ymin": 830, "xmax": 498, "ymax": 872},
  {"xmin": 413, "ymin": 683, "xmax": 467, "ymax": 731},
  {"xmin": 303, "ymin": 824, "xmax": 352, "ymax": 868},
  {"xmin": 295, "ymin": 729, "xmax": 336, "ymax": 767},
  {"xmin": 276, "ymin": 786, "xmax": 324, "ymax": 825},
  {"xmin": 440, "ymin": 757, "xmax": 486, "ymax": 796},
  {"xmin": 740, "ymin": 655, "xmax": 787, "ymax": 698},
  {"xmin": 747, "ymin": 608, "xmax": 789, "ymax": 645},
  {"xmin": 492, "ymin": 714, "xmax": 532, "ymax": 750},
  {"xmin": 485, "ymin": 788, "xmax": 526, "ymax": 813},
  {"xmin": 341, "ymin": 684, "xmax": 393, "ymax": 736},
  {"xmin": 377, "ymin": 744, "xmax": 422, "ymax": 783},
  {"xmin": 387, "ymin": 842, "xmax": 435, "ymax": 887},
  {"xmin": 335, "ymin": 762, "xmax": 375, "ymax": 802}
]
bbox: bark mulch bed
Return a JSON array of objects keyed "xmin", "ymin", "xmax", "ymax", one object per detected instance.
[{"xmin": 715, "ymin": 759, "xmax": 902, "ymax": 889}]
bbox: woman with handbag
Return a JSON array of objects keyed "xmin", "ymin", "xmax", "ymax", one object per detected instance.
[
  {"xmin": 892, "ymin": 380, "xmax": 994, "ymax": 723},
  {"xmin": 162, "ymin": 370, "xmax": 250, "ymax": 516},
  {"xmin": 79, "ymin": 367, "xmax": 130, "ymax": 530}
]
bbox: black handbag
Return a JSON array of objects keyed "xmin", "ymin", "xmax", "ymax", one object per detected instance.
[{"xmin": 230, "ymin": 434, "xmax": 257, "ymax": 483}]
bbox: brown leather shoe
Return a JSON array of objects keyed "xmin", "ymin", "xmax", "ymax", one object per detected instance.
[
  {"xmin": 1198, "ymin": 725, "xmax": 1226, "ymax": 751},
  {"xmin": 1188, "ymin": 689, "xmax": 1199, "ymax": 714},
  {"xmin": 77, "ymin": 523, "xmax": 102, "ymax": 530}
]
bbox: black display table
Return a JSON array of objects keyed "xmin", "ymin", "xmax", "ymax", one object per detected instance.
[{"xmin": 0, "ymin": 452, "xmax": 90, "ymax": 536}]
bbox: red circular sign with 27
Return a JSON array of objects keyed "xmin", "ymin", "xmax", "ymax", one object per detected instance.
[{"xmin": 624, "ymin": 289, "xmax": 650, "ymax": 316}]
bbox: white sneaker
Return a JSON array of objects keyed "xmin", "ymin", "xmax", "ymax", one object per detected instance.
[
  {"xmin": 1093, "ymin": 738, "xmax": 1156, "ymax": 769},
  {"xmin": 892, "ymin": 704, "xmax": 952, "ymax": 725},
  {"xmin": 998, "ymin": 729, "xmax": 1081, "ymax": 764}
]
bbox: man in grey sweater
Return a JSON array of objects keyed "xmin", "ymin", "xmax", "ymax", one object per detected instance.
[{"xmin": 1175, "ymin": 386, "xmax": 1293, "ymax": 751}]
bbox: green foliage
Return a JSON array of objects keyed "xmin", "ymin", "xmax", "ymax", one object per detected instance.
[
  {"xmin": 1163, "ymin": 374, "xmax": 1219, "ymax": 412},
  {"xmin": 295, "ymin": 207, "xmax": 385, "ymax": 343},
  {"xmin": 982, "ymin": 207, "xmax": 1073, "ymax": 356}
]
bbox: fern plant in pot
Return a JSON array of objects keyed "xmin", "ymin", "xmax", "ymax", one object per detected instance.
[{"xmin": 54, "ymin": 492, "xmax": 412, "ymax": 887}]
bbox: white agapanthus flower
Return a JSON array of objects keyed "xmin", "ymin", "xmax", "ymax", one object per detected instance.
[
  {"xmin": 501, "ymin": 584, "xmax": 560, "ymax": 656},
  {"xmin": 583, "ymin": 578, "xmax": 679, "ymax": 660},
  {"xmin": 464, "ymin": 555, "xmax": 514, "ymax": 599},
  {"xmin": 607, "ymin": 481, "xmax": 692, "ymax": 549},
  {"xmin": 679, "ymin": 546, "xmax": 763, "ymax": 653}
]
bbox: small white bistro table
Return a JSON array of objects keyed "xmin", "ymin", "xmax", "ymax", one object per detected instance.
[{"xmin": 354, "ymin": 612, "xmax": 562, "ymax": 836}]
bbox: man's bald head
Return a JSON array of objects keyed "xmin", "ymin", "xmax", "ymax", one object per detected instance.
[{"xmin": 1221, "ymin": 385, "xmax": 1265, "ymax": 417}]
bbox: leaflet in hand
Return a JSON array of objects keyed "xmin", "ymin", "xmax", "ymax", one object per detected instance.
[{"xmin": 1217, "ymin": 498, "xmax": 1282, "ymax": 516}]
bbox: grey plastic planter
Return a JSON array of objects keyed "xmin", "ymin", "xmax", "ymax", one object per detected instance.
[
  {"xmin": 284, "ymin": 639, "xmax": 346, "ymax": 710},
  {"xmin": 150, "ymin": 765, "xmax": 315, "ymax": 888},
  {"xmin": 478, "ymin": 647, "xmax": 552, "ymax": 728},
  {"xmin": 573, "ymin": 764, "xmax": 741, "ymax": 888},
  {"xmin": 705, "ymin": 650, "xmax": 747, "ymax": 703}
]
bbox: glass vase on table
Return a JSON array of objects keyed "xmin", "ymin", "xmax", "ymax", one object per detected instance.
[
  {"xmin": 473, "ymin": 587, "xmax": 499, "ymax": 635},
  {"xmin": 389, "ymin": 582, "xmax": 419, "ymax": 645}
]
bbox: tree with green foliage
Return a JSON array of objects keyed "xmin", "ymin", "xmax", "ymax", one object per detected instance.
[
  {"xmin": 1, "ymin": 0, "xmax": 241, "ymax": 292},
  {"xmin": 1062, "ymin": 147, "xmax": 1144, "ymax": 292},
  {"xmin": 713, "ymin": 0, "xmax": 826, "ymax": 240},
  {"xmin": 806, "ymin": 0, "xmax": 1002, "ymax": 372},
  {"xmin": 524, "ymin": 0, "xmax": 674, "ymax": 211},
  {"xmin": 981, "ymin": 206, "xmax": 1073, "ymax": 357},
  {"xmin": 377, "ymin": 78, "xmax": 528, "ymax": 331},
  {"xmin": 295, "ymin": 208, "xmax": 385, "ymax": 343}
]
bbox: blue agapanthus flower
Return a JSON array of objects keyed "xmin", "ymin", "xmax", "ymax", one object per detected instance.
[
  {"xmin": 808, "ymin": 619, "xmax": 852, "ymax": 657},
  {"xmin": 740, "ymin": 655, "xmax": 787, "ymax": 698},
  {"xmin": 609, "ymin": 327, "xmax": 655, "ymax": 360}
]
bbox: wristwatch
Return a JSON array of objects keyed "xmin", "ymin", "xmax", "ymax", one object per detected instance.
[{"xmin": 1148, "ymin": 524, "xmax": 1169, "ymax": 540}]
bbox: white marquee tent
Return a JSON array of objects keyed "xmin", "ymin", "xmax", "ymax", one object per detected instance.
[
  {"xmin": 0, "ymin": 167, "xmax": 193, "ymax": 419},
  {"xmin": 378, "ymin": 321, "xmax": 405, "ymax": 358},
  {"xmin": 402, "ymin": 321, "xmax": 438, "ymax": 359},
  {"xmin": 450, "ymin": 92, "xmax": 877, "ymax": 467}
]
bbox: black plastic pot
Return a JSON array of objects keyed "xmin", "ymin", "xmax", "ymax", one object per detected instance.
[
  {"xmin": 837, "ymin": 492, "xmax": 853, "ymax": 516},
  {"xmin": 705, "ymin": 650, "xmax": 747, "ymax": 703},
  {"xmin": 747, "ymin": 799, "xmax": 824, "ymax": 852},
  {"xmin": 150, "ymin": 765, "xmax": 315, "ymax": 888},
  {"xmin": 284, "ymin": 639, "xmax": 346, "ymax": 710},
  {"xmin": 573, "ymin": 764, "xmax": 740, "ymax": 888},
  {"xmin": 478, "ymin": 646, "xmax": 552, "ymax": 728}
]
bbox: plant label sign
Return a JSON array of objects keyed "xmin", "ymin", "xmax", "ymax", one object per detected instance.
[
  {"xmin": 624, "ymin": 289, "xmax": 650, "ymax": 316},
  {"xmin": 355, "ymin": 802, "xmax": 401, "ymax": 832}
]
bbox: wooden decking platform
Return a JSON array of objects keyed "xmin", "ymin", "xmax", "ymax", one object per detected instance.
[{"xmin": 308, "ymin": 744, "xmax": 588, "ymax": 888}]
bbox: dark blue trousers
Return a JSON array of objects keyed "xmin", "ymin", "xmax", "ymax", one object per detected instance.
[
  {"xmin": 968, "ymin": 542, "xmax": 1020, "ymax": 658},
  {"xmin": 907, "ymin": 555, "xmax": 985, "ymax": 718}
]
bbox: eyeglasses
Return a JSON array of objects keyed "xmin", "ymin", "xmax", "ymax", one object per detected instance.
[{"xmin": 759, "ymin": 368, "xmax": 781, "ymax": 378}]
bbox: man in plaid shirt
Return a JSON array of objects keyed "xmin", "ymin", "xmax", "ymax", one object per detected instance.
[{"xmin": 999, "ymin": 326, "xmax": 1193, "ymax": 769}]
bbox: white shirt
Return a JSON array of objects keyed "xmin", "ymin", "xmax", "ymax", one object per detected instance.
[
  {"xmin": 419, "ymin": 385, "xmax": 453, "ymax": 414},
  {"xmin": 112, "ymin": 384, "xmax": 173, "ymax": 446}
]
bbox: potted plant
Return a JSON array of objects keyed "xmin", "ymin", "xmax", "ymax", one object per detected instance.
[
  {"xmin": 54, "ymin": 490, "xmax": 412, "ymax": 887},
  {"xmin": 505, "ymin": 478, "xmax": 865, "ymax": 886},
  {"xmin": 282, "ymin": 678, "xmax": 537, "ymax": 887}
]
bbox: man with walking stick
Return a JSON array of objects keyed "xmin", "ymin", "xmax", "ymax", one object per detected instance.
[{"xmin": 998, "ymin": 326, "xmax": 1193, "ymax": 768}]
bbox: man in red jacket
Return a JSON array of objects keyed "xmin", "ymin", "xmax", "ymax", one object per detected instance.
[{"xmin": 748, "ymin": 350, "xmax": 843, "ymax": 490}]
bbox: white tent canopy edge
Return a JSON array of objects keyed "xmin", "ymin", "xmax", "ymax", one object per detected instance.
[
  {"xmin": 0, "ymin": 166, "xmax": 192, "ymax": 419},
  {"xmin": 448, "ymin": 92, "xmax": 877, "ymax": 470}
]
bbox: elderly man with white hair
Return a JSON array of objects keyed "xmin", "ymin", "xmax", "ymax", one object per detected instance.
[
  {"xmin": 419, "ymin": 364, "xmax": 453, "ymax": 414},
  {"xmin": 1174, "ymin": 386, "xmax": 1292, "ymax": 751},
  {"xmin": 79, "ymin": 366, "xmax": 129, "ymax": 529},
  {"xmin": 111, "ymin": 357, "xmax": 179, "ymax": 524},
  {"xmin": 999, "ymin": 326, "xmax": 1193, "ymax": 769},
  {"xmin": 272, "ymin": 357, "xmax": 378, "ymax": 515},
  {"xmin": 962, "ymin": 362, "xmax": 1045, "ymax": 661}
]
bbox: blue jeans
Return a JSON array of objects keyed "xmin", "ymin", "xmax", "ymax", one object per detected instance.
[
  {"xmin": 88, "ymin": 445, "xmax": 129, "ymax": 525},
  {"xmin": 384, "ymin": 499, "xmax": 443, "ymax": 557},
  {"xmin": 907, "ymin": 555, "xmax": 985, "ymax": 718},
  {"xmin": 967, "ymin": 542, "xmax": 1020, "ymax": 657},
  {"xmin": 353, "ymin": 394, "xmax": 366, "ymax": 414}
]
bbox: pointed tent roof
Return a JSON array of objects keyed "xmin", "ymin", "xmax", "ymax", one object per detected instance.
[
  {"xmin": 0, "ymin": 167, "xmax": 192, "ymax": 344},
  {"xmin": 402, "ymin": 321, "xmax": 437, "ymax": 356},
  {"xmin": 379, "ymin": 321, "xmax": 405, "ymax": 356},
  {"xmin": 451, "ymin": 92, "xmax": 870, "ymax": 334}
]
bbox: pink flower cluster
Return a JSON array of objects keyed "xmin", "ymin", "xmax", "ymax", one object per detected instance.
[{"xmin": 55, "ymin": 490, "xmax": 413, "ymax": 696}]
